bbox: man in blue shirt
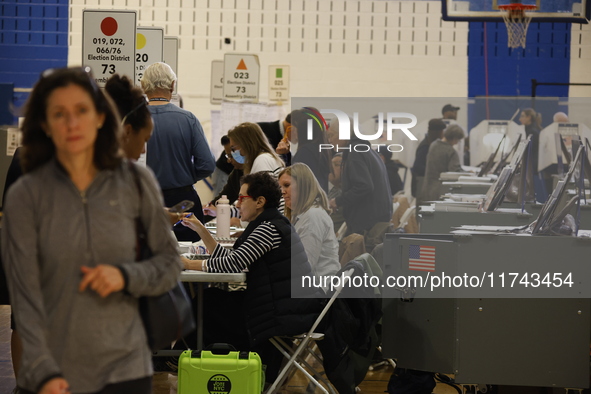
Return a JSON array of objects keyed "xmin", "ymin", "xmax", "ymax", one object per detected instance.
[{"xmin": 142, "ymin": 62, "xmax": 215, "ymax": 241}]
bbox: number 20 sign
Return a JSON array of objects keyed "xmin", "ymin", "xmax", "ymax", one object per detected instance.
[{"xmin": 82, "ymin": 10, "xmax": 137, "ymax": 88}]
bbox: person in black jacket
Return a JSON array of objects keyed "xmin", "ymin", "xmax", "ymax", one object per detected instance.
[
  {"xmin": 411, "ymin": 118, "xmax": 446, "ymax": 201},
  {"xmin": 180, "ymin": 172, "xmax": 322, "ymax": 382},
  {"xmin": 291, "ymin": 108, "xmax": 332, "ymax": 192},
  {"xmin": 328, "ymin": 131, "xmax": 392, "ymax": 235},
  {"xmin": 257, "ymin": 113, "xmax": 292, "ymax": 165},
  {"xmin": 379, "ymin": 149, "xmax": 403, "ymax": 196},
  {"xmin": 1, "ymin": 147, "xmax": 23, "ymax": 386},
  {"xmin": 210, "ymin": 135, "xmax": 235, "ymax": 197}
]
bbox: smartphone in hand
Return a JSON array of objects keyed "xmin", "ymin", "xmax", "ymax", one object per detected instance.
[{"xmin": 169, "ymin": 200, "xmax": 195, "ymax": 213}]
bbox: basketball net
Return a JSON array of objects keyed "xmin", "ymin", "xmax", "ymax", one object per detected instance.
[{"xmin": 499, "ymin": 4, "xmax": 537, "ymax": 49}]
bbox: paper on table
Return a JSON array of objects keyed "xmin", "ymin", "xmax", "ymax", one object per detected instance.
[{"xmin": 177, "ymin": 242, "xmax": 193, "ymax": 254}]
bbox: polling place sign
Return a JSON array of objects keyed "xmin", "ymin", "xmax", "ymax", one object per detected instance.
[
  {"xmin": 135, "ymin": 26, "xmax": 164, "ymax": 86},
  {"xmin": 82, "ymin": 10, "xmax": 136, "ymax": 87},
  {"xmin": 223, "ymin": 53, "xmax": 260, "ymax": 103}
]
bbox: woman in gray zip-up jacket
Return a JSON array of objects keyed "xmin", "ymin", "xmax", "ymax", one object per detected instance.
[{"xmin": 1, "ymin": 67, "xmax": 182, "ymax": 394}]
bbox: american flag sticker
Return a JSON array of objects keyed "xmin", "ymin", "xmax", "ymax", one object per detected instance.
[{"xmin": 409, "ymin": 245, "xmax": 436, "ymax": 272}]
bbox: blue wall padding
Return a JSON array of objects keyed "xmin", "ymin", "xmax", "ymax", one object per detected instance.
[
  {"xmin": 0, "ymin": 1, "xmax": 69, "ymax": 122},
  {"xmin": 468, "ymin": 21, "xmax": 570, "ymax": 98}
]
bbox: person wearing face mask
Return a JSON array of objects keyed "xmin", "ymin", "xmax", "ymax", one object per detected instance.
[
  {"xmin": 228, "ymin": 122, "xmax": 284, "ymax": 176},
  {"xmin": 203, "ymin": 122, "xmax": 285, "ymax": 219}
]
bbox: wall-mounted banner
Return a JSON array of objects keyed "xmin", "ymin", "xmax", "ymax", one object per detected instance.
[
  {"xmin": 223, "ymin": 53, "xmax": 260, "ymax": 103},
  {"xmin": 82, "ymin": 10, "xmax": 136, "ymax": 87}
]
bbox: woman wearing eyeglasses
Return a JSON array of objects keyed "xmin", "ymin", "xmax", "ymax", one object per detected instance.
[
  {"xmin": 1, "ymin": 67, "xmax": 181, "ymax": 394},
  {"xmin": 181, "ymin": 171, "xmax": 321, "ymax": 383}
]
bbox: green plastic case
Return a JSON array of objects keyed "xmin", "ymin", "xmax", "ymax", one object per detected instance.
[{"xmin": 178, "ymin": 347, "xmax": 264, "ymax": 394}]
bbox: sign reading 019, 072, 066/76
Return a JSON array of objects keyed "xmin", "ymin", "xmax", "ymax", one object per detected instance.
[{"xmin": 82, "ymin": 10, "xmax": 137, "ymax": 88}]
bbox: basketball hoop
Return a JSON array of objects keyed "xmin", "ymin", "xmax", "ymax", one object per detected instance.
[{"xmin": 498, "ymin": 3, "xmax": 538, "ymax": 49}]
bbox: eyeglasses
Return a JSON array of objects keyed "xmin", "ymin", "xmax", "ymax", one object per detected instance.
[
  {"xmin": 237, "ymin": 195, "xmax": 253, "ymax": 203},
  {"xmin": 121, "ymin": 95, "xmax": 149, "ymax": 125},
  {"xmin": 39, "ymin": 66, "xmax": 100, "ymax": 96},
  {"xmin": 41, "ymin": 66, "xmax": 92, "ymax": 79}
]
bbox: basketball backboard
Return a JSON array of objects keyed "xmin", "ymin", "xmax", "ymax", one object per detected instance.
[{"xmin": 442, "ymin": 0, "xmax": 590, "ymax": 22}]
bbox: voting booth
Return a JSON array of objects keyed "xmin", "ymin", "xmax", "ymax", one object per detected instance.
[
  {"xmin": 382, "ymin": 232, "xmax": 591, "ymax": 388},
  {"xmin": 538, "ymin": 122, "xmax": 591, "ymax": 172},
  {"xmin": 469, "ymin": 120, "xmax": 525, "ymax": 167}
]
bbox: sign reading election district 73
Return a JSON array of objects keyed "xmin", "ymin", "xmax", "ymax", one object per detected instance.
[
  {"xmin": 135, "ymin": 27, "xmax": 164, "ymax": 86},
  {"xmin": 82, "ymin": 10, "xmax": 136, "ymax": 88},
  {"xmin": 223, "ymin": 53, "xmax": 260, "ymax": 103}
]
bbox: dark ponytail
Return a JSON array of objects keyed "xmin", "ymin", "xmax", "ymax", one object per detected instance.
[{"xmin": 105, "ymin": 74, "xmax": 150, "ymax": 134}]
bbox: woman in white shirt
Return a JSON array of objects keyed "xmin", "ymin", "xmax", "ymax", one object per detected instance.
[
  {"xmin": 228, "ymin": 122, "xmax": 284, "ymax": 176},
  {"xmin": 278, "ymin": 163, "xmax": 341, "ymax": 281}
]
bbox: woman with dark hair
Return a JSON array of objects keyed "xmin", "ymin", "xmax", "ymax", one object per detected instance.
[
  {"xmin": 104, "ymin": 74, "xmax": 152, "ymax": 161},
  {"xmin": 1, "ymin": 67, "xmax": 181, "ymax": 394},
  {"xmin": 290, "ymin": 108, "xmax": 332, "ymax": 192},
  {"xmin": 519, "ymin": 108, "xmax": 542, "ymax": 173},
  {"xmin": 180, "ymin": 171, "xmax": 321, "ymax": 382},
  {"xmin": 519, "ymin": 107, "xmax": 549, "ymax": 200},
  {"xmin": 105, "ymin": 74, "xmax": 187, "ymax": 226}
]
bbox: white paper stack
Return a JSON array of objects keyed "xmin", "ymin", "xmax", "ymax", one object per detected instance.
[{"xmin": 433, "ymin": 201, "xmax": 481, "ymax": 212}]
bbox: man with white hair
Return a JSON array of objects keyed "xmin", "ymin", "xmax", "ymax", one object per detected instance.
[
  {"xmin": 553, "ymin": 112, "xmax": 569, "ymax": 123},
  {"xmin": 141, "ymin": 62, "xmax": 215, "ymax": 241}
]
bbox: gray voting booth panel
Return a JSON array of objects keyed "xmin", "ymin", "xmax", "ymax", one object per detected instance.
[
  {"xmin": 382, "ymin": 233, "xmax": 591, "ymax": 388},
  {"xmin": 419, "ymin": 210, "xmax": 533, "ymax": 234},
  {"xmin": 502, "ymin": 202, "xmax": 591, "ymax": 229}
]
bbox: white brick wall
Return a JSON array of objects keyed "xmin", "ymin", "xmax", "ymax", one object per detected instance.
[
  {"xmin": 68, "ymin": 0, "xmax": 469, "ymax": 139},
  {"xmin": 570, "ymin": 22, "xmax": 591, "ymax": 97}
]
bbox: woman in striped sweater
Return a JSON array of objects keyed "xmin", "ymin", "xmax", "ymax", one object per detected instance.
[{"xmin": 180, "ymin": 172, "xmax": 321, "ymax": 382}]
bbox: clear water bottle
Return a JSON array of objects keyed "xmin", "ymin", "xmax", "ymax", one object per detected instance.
[{"xmin": 216, "ymin": 195, "xmax": 231, "ymax": 238}]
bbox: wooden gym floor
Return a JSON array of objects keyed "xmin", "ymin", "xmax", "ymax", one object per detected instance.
[{"xmin": 0, "ymin": 305, "xmax": 462, "ymax": 393}]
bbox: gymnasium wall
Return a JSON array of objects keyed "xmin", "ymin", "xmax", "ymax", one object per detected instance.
[{"xmin": 0, "ymin": 0, "xmax": 588, "ymax": 131}]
